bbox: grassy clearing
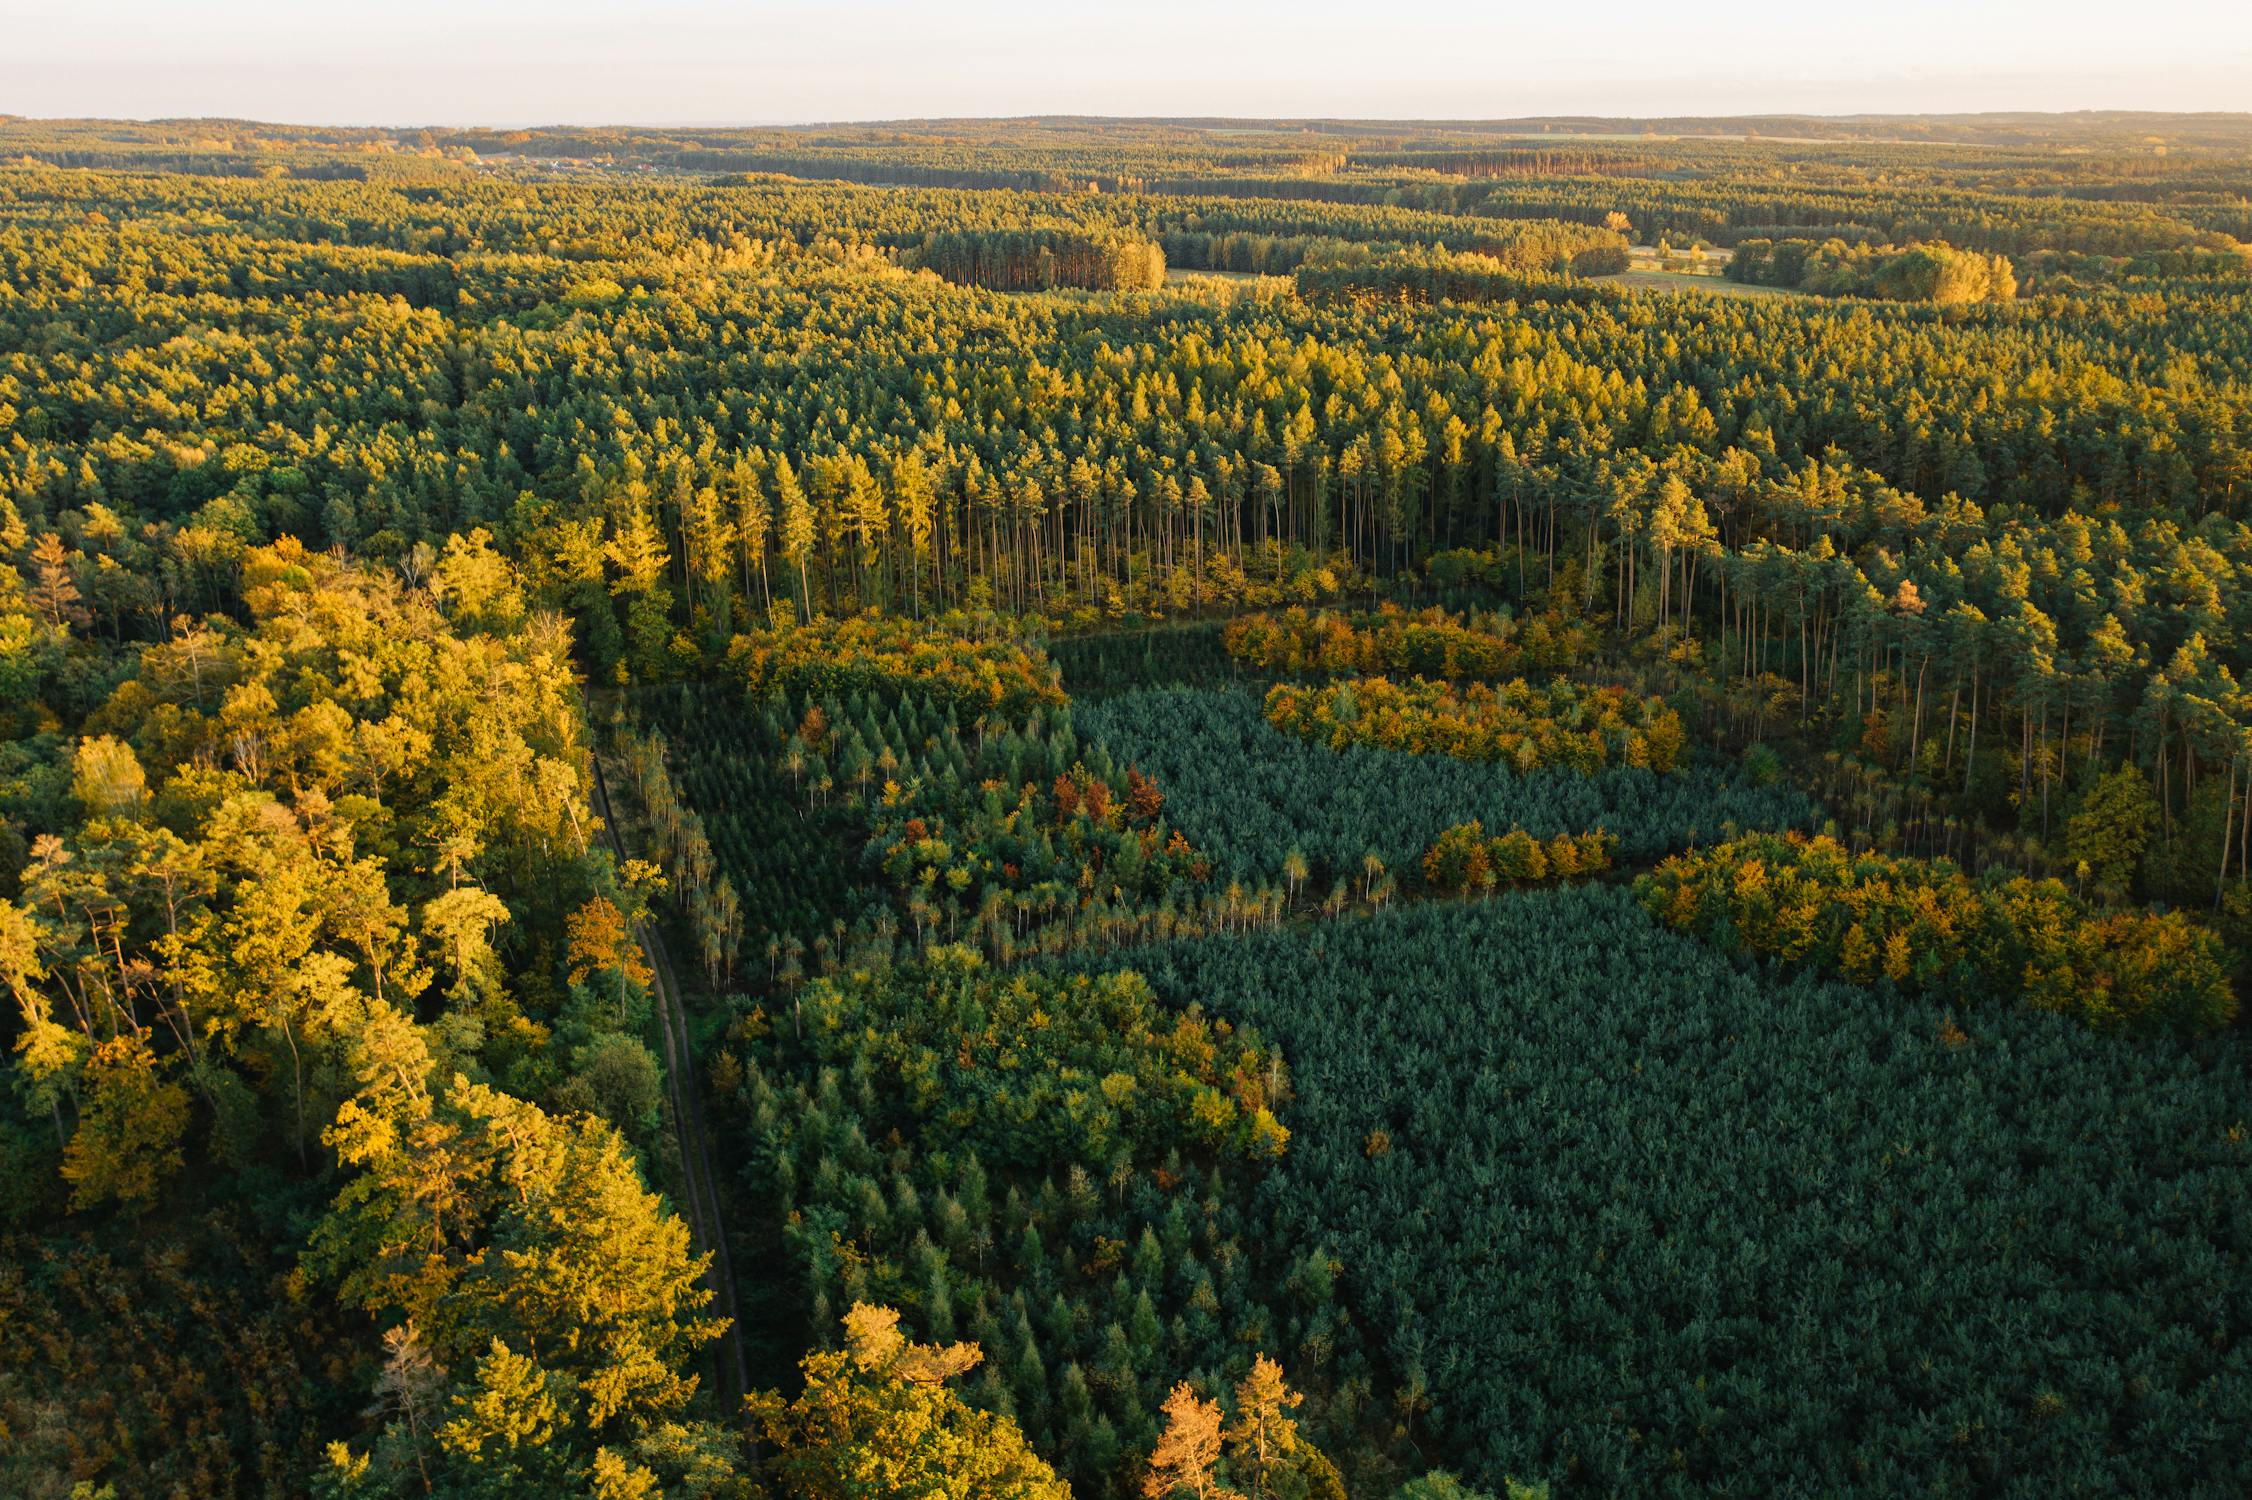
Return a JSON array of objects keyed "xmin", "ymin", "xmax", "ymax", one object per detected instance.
[
  {"xmin": 1609, "ymin": 267, "xmax": 1802, "ymax": 298},
  {"xmin": 1161, "ymin": 267, "xmax": 1292, "ymax": 299}
]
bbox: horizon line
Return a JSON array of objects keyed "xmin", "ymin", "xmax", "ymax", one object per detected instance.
[{"xmin": 11, "ymin": 107, "xmax": 2252, "ymax": 134}]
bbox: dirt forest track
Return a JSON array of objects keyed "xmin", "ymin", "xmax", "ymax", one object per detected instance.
[{"xmin": 590, "ymin": 754, "xmax": 753, "ymax": 1416}]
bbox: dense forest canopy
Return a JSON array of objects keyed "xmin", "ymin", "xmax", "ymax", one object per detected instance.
[{"xmin": 3, "ymin": 110, "xmax": 2251, "ymax": 1499}]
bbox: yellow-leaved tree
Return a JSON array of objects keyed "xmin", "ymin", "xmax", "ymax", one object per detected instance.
[
  {"xmin": 1144, "ymin": 1356, "xmax": 1344, "ymax": 1500},
  {"xmin": 749, "ymin": 1302, "xmax": 1070, "ymax": 1499}
]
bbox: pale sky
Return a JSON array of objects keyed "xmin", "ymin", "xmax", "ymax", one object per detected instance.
[{"xmin": 3, "ymin": 0, "xmax": 2247, "ymax": 127}]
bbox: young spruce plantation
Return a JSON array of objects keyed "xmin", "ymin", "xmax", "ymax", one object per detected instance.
[{"xmin": 2, "ymin": 110, "xmax": 2251, "ymax": 1499}]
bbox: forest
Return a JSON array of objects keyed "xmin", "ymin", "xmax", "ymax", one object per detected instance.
[{"xmin": 2, "ymin": 109, "xmax": 2251, "ymax": 1499}]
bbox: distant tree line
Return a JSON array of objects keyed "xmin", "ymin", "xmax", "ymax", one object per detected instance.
[{"xmin": 913, "ymin": 227, "xmax": 1166, "ymax": 292}]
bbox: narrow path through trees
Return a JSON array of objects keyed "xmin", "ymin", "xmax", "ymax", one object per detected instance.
[{"xmin": 591, "ymin": 754, "xmax": 754, "ymax": 1415}]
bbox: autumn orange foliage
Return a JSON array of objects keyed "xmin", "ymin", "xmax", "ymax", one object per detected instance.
[{"xmin": 1638, "ymin": 833, "xmax": 2237, "ymax": 1035}]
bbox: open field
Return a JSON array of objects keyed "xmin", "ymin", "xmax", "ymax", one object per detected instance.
[
  {"xmin": 1165, "ymin": 266, "xmax": 1272, "ymax": 284},
  {"xmin": 1609, "ymin": 267, "xmax": 1804, "ymax": 296}
]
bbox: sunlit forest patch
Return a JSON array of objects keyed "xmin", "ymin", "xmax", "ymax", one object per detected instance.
[{"xmin": 3, "ymin": 109, "xmax": 2251, "ymax": 1498}]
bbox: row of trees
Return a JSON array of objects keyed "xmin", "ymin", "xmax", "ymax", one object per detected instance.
[
  {"xmin": 1417, "ymin": 821, "xmax": 1614, "ymax": 894},
  {"xmin": 1637, "ymin": 831, "xmax": 2235, "ymax": 1034},
  {"xmin": 1293, "ymin": 246, "xmax": 1628, "ymax": 308},
  {"xmin": 915, "ymin": 228, "xmax": 1167, "ymax": 292},
  {"xmin": 613, "ymin": 723, "xmax": 745, "ymax": 988},
  {"xmin": 1222, "ymin": 604, "xmax": 1589, "ymax": 680},
  {"xmin": 728, "ymin": 610, "xmax": 1066, "ymax": 715},
  {"xmin": 1263, "ymin": 677, "xmax": 1687, "ymax": 775}
]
